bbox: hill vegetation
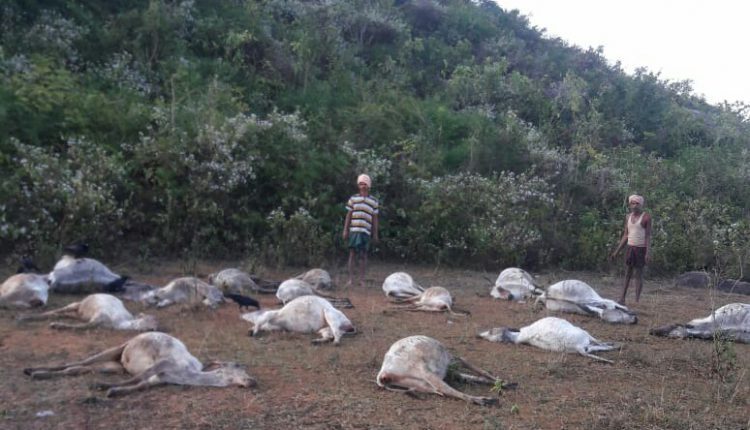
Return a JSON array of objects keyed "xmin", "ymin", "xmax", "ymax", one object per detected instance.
[{"xmin": 1, "ymin": 0, "xmax": 748, "ymax": 276}]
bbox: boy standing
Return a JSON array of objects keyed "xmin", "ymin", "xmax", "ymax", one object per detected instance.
[
  {"xmin": 343, "ymin": 174, "xmax": 379, "ymax": 288},
  {"xmin": 609, "ymin": 194, "xmax": 652, "ymax": 304}
]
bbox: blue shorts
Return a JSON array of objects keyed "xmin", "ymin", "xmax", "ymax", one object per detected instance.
[{"xmin": 348, "ymin": 232, "xmax": 370, "ymax": 253}]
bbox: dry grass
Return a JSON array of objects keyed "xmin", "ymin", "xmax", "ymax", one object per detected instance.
[{"xmin": 0, "ymin": 261, "xmax": 748, "ymax": 429}]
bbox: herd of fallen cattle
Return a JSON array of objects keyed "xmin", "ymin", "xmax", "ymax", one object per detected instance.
[{"xmin": 1, "ymin": 247, "xmax": 749, "ymax": 405}]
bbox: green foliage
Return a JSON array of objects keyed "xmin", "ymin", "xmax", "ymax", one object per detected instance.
[
  {"xmin": 0, "ymin": 0, "xmax": 748, "ymax": 274},
  {"xmin": 571, "ymin": 209, "xmax": 612, "ymax": 270},
  {"xmin": 390, "ymin": 172, "xmax": 553, "ymax": 266},
  {"xmin": 2, "ymin": 137, "xmax": 130, "ymax": 252},
  {"xmin": 263, "ymin": 207, "xmax": 328, "ymax": 267}
]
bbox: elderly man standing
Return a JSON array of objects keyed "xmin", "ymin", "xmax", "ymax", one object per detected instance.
[
  {"xmin": 610, "ymin": 194, "xmax": 652, "ymax": 304},
  {"xmin": 342, "ymin": 174, "xmax": 379, "ymax": 288}
]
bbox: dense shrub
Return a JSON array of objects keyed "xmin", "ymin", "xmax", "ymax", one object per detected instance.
[
  {"xmin": 0, "ymin": 0, "xmax": 748, "ymax": 275},
  {"xmin": 2, "ymin": 137, "xmax": 129, "ymax": 255},
  {"xmin": 263, "ymin": 207, "xmax": 328, "ymax": 267},
  {"xmin": 388, "ymin": 172, "xmax": 553, "ymax": 266}
]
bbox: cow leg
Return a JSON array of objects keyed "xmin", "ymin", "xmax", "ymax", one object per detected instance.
[
  {"xmin": 17, "ymin": 302, "xmax": 81, "ymax": 321},
  {"xmin": 454, "ymin": 356, "xmax": 500, "ymax": 382},
  {"xmin": 322, "ymin": 308, "xmax": 355, "ymax": 345},
  {"xmin": 379, "ymin": 372, "xmax": 496, "ymax": 405},
  {"xmin": 49, "ymin": 321, "xmax": 101, "ymax": 330},
  {"xmin": 586, "ymin": 342, "xmax": 618, "ymax": 353},
  {"xmin": 106, "ymin": 379, "xmax": 165, "ymax": 397},
  {"xmin": 156, "ymin": 299, "xmax": 174, "ymax": 308},
  {"xmin": 24, "ymin": 343, "xmax": 126, "ymax": 378},
  {"xmin": 96, "ymin": 361, "xmax": 126, "ymax": 375},
  {"xmin": 576, "ymin": 347, "xmax": 613, "ymax": 363},
  {"xmin": 32, "ymin": 365, "xmax": 97, "ymax": 379},
  {"xmin": 312, "ymin": 327, "xmax": 335, "ymax": 344},
  {"xmin": 421, "ymin": 373, "xmax": 498, "ymax": 406},
  {"xmin": 95, "ymin": 363, "xmax": 165, "ymax": 390},
  {"xmin": 250, "ymin": 312, "xmax": 276, "ymax": 337},
  {"xmin": 28, "ymin": 360, "xmax": 125, "ymax": 379},
  {"xmin": 577, "ymin": 304, "xmax": 603, "ymax": 317},
  {"xmin": 389, "ymin": 295, "xmax": 419, "ymax": 304},
  {"xmin": 454, "ymin": 372, "xmax": 495, "ymax": 385},
  {"xmin": 379, "ymin": 373, "xmax": 442, "ymax": 395}
]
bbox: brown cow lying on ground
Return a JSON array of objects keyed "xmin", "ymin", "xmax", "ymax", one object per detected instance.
[
  {"xmin": 376, "ymin": 335, "xmax": 514, "ymax": 405},
  {"xmin": 24, "ymin": 332, "xmax": 256, "ymax": 397}
]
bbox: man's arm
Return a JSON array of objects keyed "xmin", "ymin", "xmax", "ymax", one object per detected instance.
[
  {"xmin": 610, "ymin": 218, "xmax": 628, "ymax": 260},
  {"xmin": 343, "ymin": 211, "xmax": 352, "ymax": 240},
  {"xmin": 372, "ymin": 213, "xmax": 379, "ymax": 244}
]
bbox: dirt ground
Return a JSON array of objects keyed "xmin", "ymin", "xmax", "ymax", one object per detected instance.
[{"xmin": 1, "ymin": 260, "xmax": 748, "ymax": 430}]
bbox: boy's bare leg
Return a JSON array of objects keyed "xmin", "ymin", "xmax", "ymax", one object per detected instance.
[
  {"xmin": 347, "ymin": 249, "xmax": 356, "ymax": 287},
  {"xmin": 634, "ymin": 268, "xmax": 643, "ymax": 302},
  {"xmin": 619, "ymin": 267, "xmax": 633, "ymax": 305},
  {"xmin": 359, "ymin": 252, "xmax": 367, "ymax": 288}
]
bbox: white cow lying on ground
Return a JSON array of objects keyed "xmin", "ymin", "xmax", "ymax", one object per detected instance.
[
  {"xmin": 491, "ymin": 268, "xmax": 543, "ymax": 301},
  {"xmin": 242, "ymin": 295, "xmax": 355, "ymax": 345},
  {"xmin": 48, "ymin": 256, "xmax": 128, "ymax": 294},
  {"xmin": 296, "ymin": 268, "xmax": 334, "ymax": 291},
  {"xmin": 536, "ymin": 280, "xmax": 637, "ymax": 324},
  {"xmin": 376, "ymin": 335, "xmax": 514, "ymax": 406},
  {"xmin": 48, "ymin": 255, "xmax": 154, "ymax": 299},
  {"xmin": 18, "ymin": 294, "xmax": 158, "ymax": 331},
  {"xmin": 140, "ymin": 277, "xmax": 224, "ymax": 308},
  {"xmin": 479, "ymin": 316, "xmax": 619, "ymax": 363},
  {"xmin": 650, "ymin": 303, "xmax": 750, "ymax": 343},
  {"xmin": 24, "ymin": 332, "xmax": 255, "ymax": 397},
  {"xmin": 0, "ymin": 273, "xmax": 49, "ymax": 309},
  {"xmin": 382, "ymin": 272, "xmax": 424, "ymax": 299},
  {"xmin": 388, "ymin": 287, "xmax": 468, "ymax": 316},
  {"xmin": 208, "ymin": 268, "xmax": 261, "ymax": 295},
  {"xmin": 275, "ymin": 279, "xmax": 352, "ymax": 308}
]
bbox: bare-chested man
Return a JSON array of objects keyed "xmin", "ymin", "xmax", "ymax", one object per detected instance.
[{"xmin": 610, "ymin": 194, "xmax": 652, "ymax": 305}]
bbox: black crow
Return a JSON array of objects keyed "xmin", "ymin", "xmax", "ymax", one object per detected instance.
[{"xmin": 225, "ymin": 293, "xmax": 260, "ymax": 310}]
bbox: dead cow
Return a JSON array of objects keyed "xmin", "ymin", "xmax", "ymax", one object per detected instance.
[
  {"xmin": 388, "ymin": 286, "xmax": 468, "ymax": 316},
  {"xmin": 491, "ymin": 267, "xmax": 543, "ymax": 301},
  {"xmin": 382, "ymin": 272, "xmax": 424, "ymax": 299},
  {"xmin": 24, "ymin": 332, "xmax": 255, "ymax": 397},
  {"xmin": 376, "ymin": 335, "xmax": 512, "ymax": 405},
  {"xmin": 208, "ymin": 268, "xmax": 267, "ymax": 295},
  {"xmin": 276, "ymin": 279, "xmax": 352, "ymax": 308},
  {"xmin": 242, "ymin": 295, "xmax": 355, "ymax": 345},
  {"xmin": 296, "ymin": 268, "xmax": 334, "ymax": 290},
  {"xmin": 17, "ymin": 294, "xmax": 158, "ymax": 331},
  {"xmin": 650, "ymin": 303, "xmax": 750, "ymax": 343},
  {"xmin": 48, "ymin": 255, "xmax": 154, "ymax": 299},
  {"xmin": 48, "ymin": 256, "xmax": 128, "ymax": 294},
  {"xmin": 536, "ymin": 280, "xmax": 637, "ymax": 324},
  {"xmin": 0, "ymin": 273, "xmax": 49, "ymax": 309},
  {"xmin": 140, "ymin": 277, "xmax": 224, "ymax": 309},
  {"xmin": 479, "ymin": 316, "xmax": 620, "ymax": 363}
]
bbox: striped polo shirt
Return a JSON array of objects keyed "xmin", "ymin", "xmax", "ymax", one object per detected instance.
[{"xmin": 346, "ymin": 194, "xmax": 379, "ymax": 235}]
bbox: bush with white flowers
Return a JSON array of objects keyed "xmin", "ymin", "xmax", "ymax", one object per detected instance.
[{"xmin": 392, "ymin": 171, "xmax": 554, "ymax": 265}]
